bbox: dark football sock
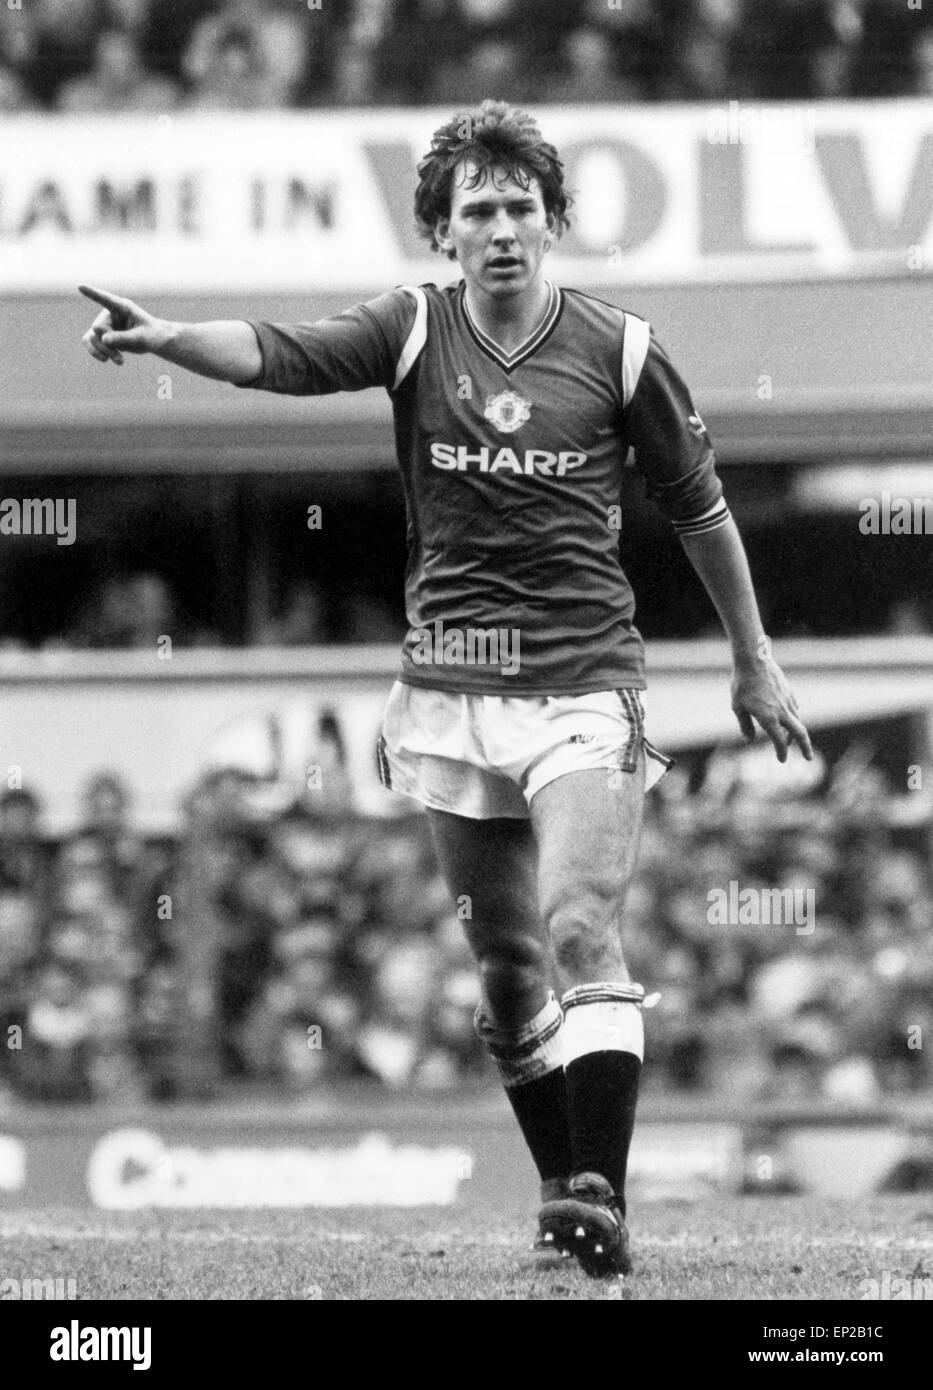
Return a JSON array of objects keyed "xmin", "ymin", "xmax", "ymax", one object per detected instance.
[
  {"xmin": 561, "ymin": 982, "xmax": 647, "ymax": 1215},
  {"xmin": 474, "ymin": 990, "xmax": 571, "ymax": 1191},
  {"xmin": 504, "ymin": 1064, "xmax": 573, "ymax": 1185},
  {"xmin": 564, "ymin": 1049, "xmax": 641, "ymax": 1211}
]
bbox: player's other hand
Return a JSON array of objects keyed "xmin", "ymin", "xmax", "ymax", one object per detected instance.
[
  {"xmin": 79, "ymin": 285, "xmax": 165, "ymax": 366},
  {"xmin": 731, "ymin": 652, "xmax": 813, "ymax": 763}
]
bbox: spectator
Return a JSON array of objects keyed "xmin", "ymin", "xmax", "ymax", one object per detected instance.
[
  {"xmin": 103, "ymin": 0, "xmax": 153, "ymax": 42},
  {"xmin": 729, "ymin": 0, "xmax": 841, "ymax": 100},
  {"xmin": 812, "ymin": 0, "xmax": 863, "ymax": 98},
  {"xmin": 428, "ymin": 0, "xmax": 547, "ymax": 104},
  {"xmin": 545, "ymin": 28, "xmax": 642, "ymax": 105},
  {"xmin": 850, "ymin": 0, "xmax": 929, "ymax": 98},
  {"xmin": 58, "ymin": 27, "xmax": 180, "ymax": 113},
  {"xmin": 356, "ymin": 935, "xmax": 438, "ymax": 1086},
  {"xmin": 133, "ymin": 955, "xmax": 182, "ymax": 1100},
  {"xmin": 19, "ymin": 961, "xmax": 94, "ymax": 1102},
  {"xmin": 78, "ymin": 771, "xmax": 148, "ymax": 901},
  {"xmin": 21, "ymin": 0, "xmax": 103, "ymax": 108},
  {"xmin": 431, "ymin": 36, "xmax": 535, "ymax": 106},
  {"xmin": 0, "ymin": 788, "xmax": 50, "ymax": 895},
  {"xmin": 371, "ymin": 0, "xmax": 456, "ymax": 104},
  {"xmin": 582, "ymin": 0, "xmax": 661, "ymax": 100},
  {"xmin": 255, "ymin": 578, "xmax": 329, "ymax": 646},
  {"xmin": 328, "ymin": 43, "xmax": 378, "ymax": 107},
  {"xmin": 0, "ymin": 789, "xmax": 47, "ymax": 1100},
  {"xmin": 910, "ymin": 27, "xmax": 933, "ymax": 97},
  {"xmin": 340, "ymin": 592, "xmax": 405, "ymax": 644},
  {"xmin": 0, "ymin": 785, "xmax": 52, "ymax": 1097},
  {"xmin": 0, "ymin": 0, "xmax": 40, "ymax": 79},
  {"xmin": 0, "ymin": 60, "xmax": 37, "ymax": 112},
  {"xmin": 185, "ymin": 22, "xmax": 280, "ymax": 111},
  {"xmin": 71, "ymin": 571, "xmax": 175, "ymax": 649},
  {"xmin": 133, "ymin": 0, "xmax": 216, "ymax": 86},
  {"xmin": 454, "ymin": 0, "xmax": 521, "ymax": 38},
  {"xmin": 184, "ymin": 1, "xmax": 308, "ymax": 110},
  {"xmin": 42, "ymin": 833, "xmax": 143, "ymax": 1101}
]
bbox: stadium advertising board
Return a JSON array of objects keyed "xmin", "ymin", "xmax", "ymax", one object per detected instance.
[
  {"xmin": 0, "ymin": 1112, "xmax": 922, "ymax": 1209},
  {"xmin": 1, "ymin": 102, "xmax": 930, "ymax": 294},
  {"xmin": 0, "ymin": 1114, "xmax": 742, "ymax": 1210}
]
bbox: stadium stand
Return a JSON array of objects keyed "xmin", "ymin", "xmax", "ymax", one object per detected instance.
[
  {"xmin": 0, "ymin": 0, "xmax": 931, "ymax": 113},
  {"xmin": 2, "ymin": 748, "xmax": 930, "ymax": 1105}
]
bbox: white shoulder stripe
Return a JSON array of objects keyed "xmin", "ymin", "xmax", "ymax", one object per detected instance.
[
  {"xmin": 392, "ymin": 285, "xmax": 428, "ymax": 391},
  {"xmin": 621, "ymin": 313, "xmax": 650, "ymax": 409}
]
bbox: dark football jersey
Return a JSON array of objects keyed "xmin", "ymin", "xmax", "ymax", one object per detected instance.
[{"xmin": 239, "ymin": 281, "xmax": 729, "ymax": 694}]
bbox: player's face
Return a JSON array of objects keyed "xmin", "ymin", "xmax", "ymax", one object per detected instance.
[{"xmin": 436, "ymin": 161, "xmax": 555, "ymax": 300}]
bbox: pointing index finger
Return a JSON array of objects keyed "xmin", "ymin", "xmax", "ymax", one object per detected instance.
[{"xmin": 78, "ymin": 285, "xmax": 125, "ymax": 313}]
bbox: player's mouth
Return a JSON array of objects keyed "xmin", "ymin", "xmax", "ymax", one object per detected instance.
[{"xmin": 487, "ymin": 255, "xmax": 522, "ymax": 273}]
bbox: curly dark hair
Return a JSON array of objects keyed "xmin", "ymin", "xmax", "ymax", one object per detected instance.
[{"xmin": 414, "ymin": 100, "xmax": 572, "ymax": 259}]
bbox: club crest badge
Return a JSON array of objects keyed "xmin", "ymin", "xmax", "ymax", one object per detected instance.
[{"xmin": 484, "ymin": 390, "xmax": 532, "ymax": 434}]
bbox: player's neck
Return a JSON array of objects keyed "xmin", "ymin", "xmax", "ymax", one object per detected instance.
[{"xmin": 463, "ymin": 276, "xmax": 551, "ymax": 354}]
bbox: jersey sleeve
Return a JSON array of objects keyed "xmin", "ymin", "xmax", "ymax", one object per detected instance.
[
  {"xmin": 622, "ymin": 317, "xmax": 731, "ymax": 538},
  {"xmin": 235, "ymin": 287, "xmax": 421, "ymax": 396}
]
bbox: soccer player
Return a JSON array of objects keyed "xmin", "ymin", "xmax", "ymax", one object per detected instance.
[{"xmin": 80, "ymin": 100, "xmax": 811, "ymax": 1279}]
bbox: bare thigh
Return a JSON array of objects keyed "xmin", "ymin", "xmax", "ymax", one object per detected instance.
[
  {"xmin": 427, "ymin": 808, "xmax": 554, "ymax": 1025},
  {"xmin": 529, "ymin": 753, "xmax": 645, "ymax": 990}
]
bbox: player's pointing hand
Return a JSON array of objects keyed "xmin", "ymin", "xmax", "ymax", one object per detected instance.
[
  {"xmin": 731, "ymin": 653, "xmax": 813, "ymax": 764},
  {"xmin": 79, "ymin": 285, "xmax": 165, "ymax": 366}
]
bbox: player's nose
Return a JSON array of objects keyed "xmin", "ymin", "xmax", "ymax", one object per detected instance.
[{"xmin": 489, "ymin": 211, "xmax": 517, "ymax": 243}]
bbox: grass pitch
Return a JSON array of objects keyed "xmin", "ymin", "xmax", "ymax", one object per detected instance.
[{"xmin": 2, "ymin": 1196, "xmax": 931, "ymax": 1300}]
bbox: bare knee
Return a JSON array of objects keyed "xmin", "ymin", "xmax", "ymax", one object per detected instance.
[
  {"xmin": 475, "ymin": 935, "xmax": 549, "ymax": 1025},
  {"xmin": 543, "ymin": 879, "xmax": 627, "ymax": 978}
]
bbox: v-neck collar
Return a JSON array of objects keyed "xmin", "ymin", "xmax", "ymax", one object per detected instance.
[{"xmin": 459, "ymin": 280, "xmax": 563, "ymax": 374}]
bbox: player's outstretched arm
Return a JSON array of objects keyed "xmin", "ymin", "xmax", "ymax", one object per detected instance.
[
  {"xmin": 79, "ymin": 285, "xmax": 262, "ymax": 384},
  {"xmin": 679, "ymin": 516, "xmax": 813, "ymax": 763}
]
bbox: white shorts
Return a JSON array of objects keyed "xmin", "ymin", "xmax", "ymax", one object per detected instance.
[{"xmin": 377, "ymin": 680, "xmax": 673, "ymax": 820}]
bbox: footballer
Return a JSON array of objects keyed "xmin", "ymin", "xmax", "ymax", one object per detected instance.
[{"xmin": 80, "ymin": 100, "xmax": 811, "ymax": 1279}]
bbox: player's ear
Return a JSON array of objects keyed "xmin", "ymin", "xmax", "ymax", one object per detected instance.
[{"xmin": 435, "ymin": 217, "xmax": 455, "ymax": 256}]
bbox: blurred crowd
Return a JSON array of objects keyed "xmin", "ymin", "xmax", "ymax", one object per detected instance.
[
  {"xmin": 1, "ymin": 0, "xmax": 931, "ymax": 115},
  {"xmin": 1, "ymin": 746, "xmax": 930, "ymax": 1106},
  {"xmin": 631, "ymin": 751, "xmax": 933, "ymax": 1105},
  {"xmin": 0, "ymin": 570, "xmax": 405, "ymax": 652},
  {"xmin": 0, "ymin": 770, "xmax": 486, "ymax": 1103}
]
